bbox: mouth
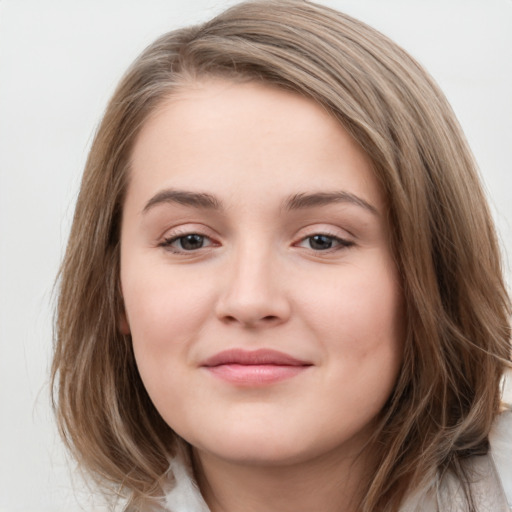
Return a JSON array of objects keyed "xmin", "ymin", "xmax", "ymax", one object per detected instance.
[{"xmin": 201, "ymin": 348, "xmax": 313, "ymax": 385}]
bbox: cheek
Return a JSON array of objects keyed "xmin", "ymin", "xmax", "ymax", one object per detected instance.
[
  {"xmin": 121, "ymin": 271, "xmax": 215, "ymax": 418},
  {"xmin": 306, "ymin": 266, "xmax": 402, "ymax": 341},
  {"xmin": 298, "ymin": 259, "xmax": 404, "ymax": 387},
  {"xmin": 121, "ymin": 266, "xmax": 215, "ymax": 360}
]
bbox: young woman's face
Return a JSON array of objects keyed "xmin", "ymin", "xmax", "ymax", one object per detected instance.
[{"xmin": 120, "ymin": 80, "xmax": 404, "ymax": 467}]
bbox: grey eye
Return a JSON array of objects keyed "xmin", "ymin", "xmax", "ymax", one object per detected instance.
[
  {"xmin": 296, "ymin": 233, "xmax": 353, "ymax": 252},
  {"xmin": 178, "ymin": 234, "xmax": 206, "ymax": 250},
  {"xmin": 308, "ymin": 235, "xmax": 335, "ymax": 250}
]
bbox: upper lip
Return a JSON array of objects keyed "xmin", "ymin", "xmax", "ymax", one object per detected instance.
[{"xmin": 201, "ymin": 349, "xmax": 312, "ymax": 367}]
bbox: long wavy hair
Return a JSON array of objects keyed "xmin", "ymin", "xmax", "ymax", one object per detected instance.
[{"xmin": 52, "ymin": 1, "xmax": 511, "ymax": 510}]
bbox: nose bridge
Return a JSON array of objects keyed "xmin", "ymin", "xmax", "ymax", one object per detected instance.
[
  {"xmin": 216, "ymin": 237, "xmax": 289, "ymax": 326},
  {"xmin": 232, "ymin": 240, "xmax": 274, "ymax": 297}
]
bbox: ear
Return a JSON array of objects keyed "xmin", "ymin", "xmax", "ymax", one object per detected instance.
[
  {"xmin": 119, "ymin": 309, "xmax": 131, "ymax": 335},
  {"xmin": 117, "ymin": 280, "xmax": 131, "ymax": 335}
]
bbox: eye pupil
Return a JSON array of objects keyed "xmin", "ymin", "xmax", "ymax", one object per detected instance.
[
  {"xmin": 180, "ymin": 234, "xmax": 204, "ymax": 250},
  {"xmin": 309, "ymin": 235, "xmax": 333, "ymax": 250}
]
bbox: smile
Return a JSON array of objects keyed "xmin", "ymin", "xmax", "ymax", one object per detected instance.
[{"xmin": 201, "ymin": 348, "xmax": 313, "ymax": 385}]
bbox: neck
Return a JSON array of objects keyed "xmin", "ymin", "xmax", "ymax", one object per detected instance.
[{"xmin": 192, "ymin": 444, "xmax": 373, "ymax": 512}]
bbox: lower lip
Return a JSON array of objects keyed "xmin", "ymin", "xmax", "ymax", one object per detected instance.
[{"xmin": 204, "ymin": 364, "xmax": 310, "ymax": 385}]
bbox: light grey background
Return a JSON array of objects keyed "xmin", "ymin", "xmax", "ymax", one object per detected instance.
[{"xmin": 0, "ymin": 1, "xmax": 511, "ymax": 510}]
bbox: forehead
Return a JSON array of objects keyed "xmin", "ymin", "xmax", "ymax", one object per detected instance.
[
  {"xmin": 133, "ymin": 79, "xmax": 344, "ymax": 156},
  {"xmin": 127, "ymin": 79, "xmax": 383, "ymax": 211}
]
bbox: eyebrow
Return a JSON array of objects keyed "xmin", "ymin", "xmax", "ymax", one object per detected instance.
[
  {"xmin": 142, "ymin": 188, "xmax": 378, "ymax": 216},
  {"xmin": 143, "ymin": 189, "xmax": 223, "ymax": 213},
  {"xmin": 284, "ymin": 191, "xmax": 379, "ymax": 215}
]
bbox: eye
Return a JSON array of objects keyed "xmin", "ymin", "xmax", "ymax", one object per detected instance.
[
  {"xmin": 297, "ymin": 234, "xmax": 353, "ymax": 251},
  {"xmin": 161, "ymin": 233, "xmax": 214, "ymax": 252}
]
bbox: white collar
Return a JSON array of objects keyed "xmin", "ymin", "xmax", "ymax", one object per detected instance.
[{"xmin": 160, "ymin": 454, "xmax": 210, "ymax": 512}]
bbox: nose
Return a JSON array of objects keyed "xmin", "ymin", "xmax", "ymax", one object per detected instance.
[{"xmin": 215, "ymin": 244, "xmax": 291, "ymax": 328}]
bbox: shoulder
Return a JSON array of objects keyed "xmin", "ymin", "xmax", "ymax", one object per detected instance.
[
  {"xmin": 489, "ymin": 406, "xmax": 512, "ymax": 509},
  {"xmin": 400, "ymin": 409, "xmax": 512, "ymax": 512},
  {"xmin": 448, "ymin": 408, "xmax": 512, "ymax": 512}
]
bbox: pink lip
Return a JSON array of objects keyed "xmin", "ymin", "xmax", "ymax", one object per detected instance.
[{"xmin": 201, "ymin": 349, "xmax": 312, "ymax": 386}]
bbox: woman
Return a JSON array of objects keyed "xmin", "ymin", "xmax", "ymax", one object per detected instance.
[{"xmin": 52, "ymin": 1, "xmax": 512, "ymax": 510}]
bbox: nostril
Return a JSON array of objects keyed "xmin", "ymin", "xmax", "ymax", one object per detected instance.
[{"xmin": 220, "ymin": 314, "xmax": 280, "ymax": 326}]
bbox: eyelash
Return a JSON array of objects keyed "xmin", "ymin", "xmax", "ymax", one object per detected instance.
[
  {"xmin": 160, "ymin": 232, "xmax": 217, "ymax": 253},
  {"xmin": 159, "ymin": 230, "xmax": 354, "ymax": 254},
  {"xmin": 295, "ymin": 233, "xmax": 354, "ymax": 252}
]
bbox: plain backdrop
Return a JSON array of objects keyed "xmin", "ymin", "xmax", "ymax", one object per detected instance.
[{"xmin": 0, "ymin": 1, "xmax": 511, "ymax": 510}]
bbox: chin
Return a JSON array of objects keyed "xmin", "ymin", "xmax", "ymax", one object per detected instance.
[
  {"xmin": 190, "ymin": 426, "xmax": 359, "ymax": 469},
  {"xmin": 187, "ymin": 428, "xmax": 309, "ymax": 466}
]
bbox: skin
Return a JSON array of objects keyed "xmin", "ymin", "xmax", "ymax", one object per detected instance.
[{"xmin": 120, "ymin": 79, "xmax": 404, "ymax": 512}]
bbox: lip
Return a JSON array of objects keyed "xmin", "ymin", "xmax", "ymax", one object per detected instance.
[{"xmin": 201, "ymin": 349, "xmax": 313, "ymax": 385}]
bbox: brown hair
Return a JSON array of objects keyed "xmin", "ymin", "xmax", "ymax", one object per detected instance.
[{"xmin": 52, "ymin": 1, "xmax": 511, "ymax": 510}]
